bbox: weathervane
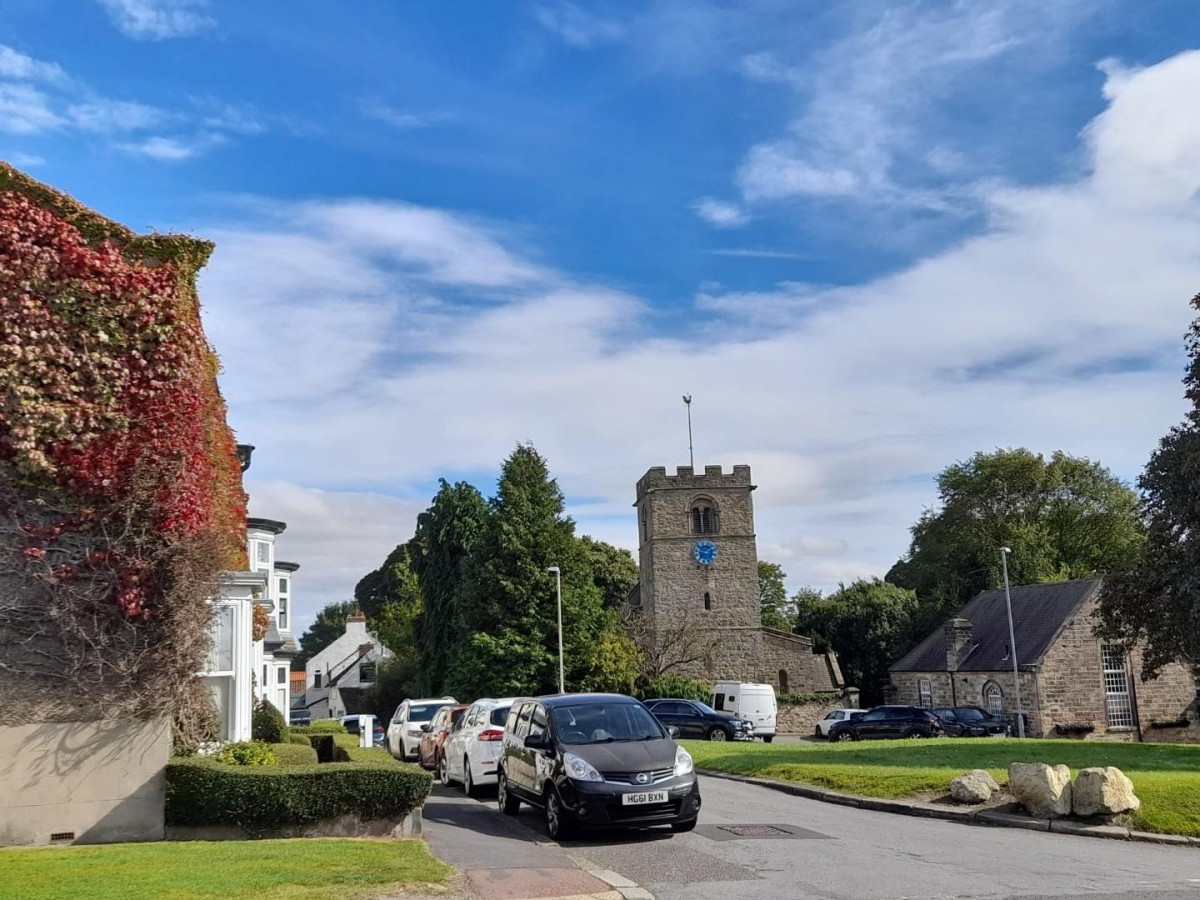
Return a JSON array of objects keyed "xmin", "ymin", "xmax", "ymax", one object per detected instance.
[{"xmin": 683, "ymin": 394, "xmax": 694, "ymax": 469}]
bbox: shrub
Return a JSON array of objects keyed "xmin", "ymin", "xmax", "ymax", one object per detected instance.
[
  {"xmin": 287, "ymin": 733, "xmax": 313, "ymax": 746},
  {"xmin": 166, "ymin": 758, "xmax": 432, "ymax": 832},
  {"xmin": 216, "ymin": 741, "xmax": 276, "ymax": 767},
  {"xmin": 1054, "ymin": 722, "xmax": 1096, "ymax": 736},
  {"xmin": 778, "ymin": 691, "xmax": 844, "ymax": 705},
  {"xmin": 252, "ymin": 699, "xmax": 287, "ymax": 744},
  {"xmin": 268, "ymin": 742, "xmax": 319, "ymax": 766},
  {"xmin": 291, "ymin": 719, "xmax": 347, "ymax": 735},
  {"xmin": 1150, "ymin": 716, "xmax": 1191, "ymax": 729},
  {"xmin": 638, "ymin": 676, "xmax": 711, "ymax": 702}
]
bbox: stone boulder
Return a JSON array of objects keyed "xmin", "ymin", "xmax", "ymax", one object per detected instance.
[
  {"xmin": 1072, "ymin": 767, "xmax": 1140, "ymax": 817},
  {"xmin": 949, "ymin": 769, "xmax": 1000, "ymax": 804},
  {"xmin": 1008, "ymin": 762, "xmax": 1072, "ymax": 819}
]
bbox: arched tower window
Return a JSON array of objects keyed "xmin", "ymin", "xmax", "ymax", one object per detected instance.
[
  {"xmin": 778, "ymin": 669, "xmax": 789, "ymax": 693},
  {"xmin": 983, "ymin": 681, "xmax": 1003, "ymax": 717},
  {"xmin": 703, "ymin": 591, "xmax": 712, "ymax": 610},
  {"xmin": 690, "ymin": 501, "xmax": 719, "ymax": 534}
]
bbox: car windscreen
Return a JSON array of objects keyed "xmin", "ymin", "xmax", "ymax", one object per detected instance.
[
  {"xmin": 408, "ymin": 704, "xmax": 444, "ymax": 721},
  {"xmin": 551, "ymin": 702, "xmax": 664, "ymax": 744},
  {"xmin": 693, "ymin": 701, "xmax": 720, "ymax": 716},
  {"xmin": 955, "ymin": 708, "xmax": 986, "ymax": 721},
  {"xmin": 490, "ymin": 706, "xmax": 510, "ymax": 727}
]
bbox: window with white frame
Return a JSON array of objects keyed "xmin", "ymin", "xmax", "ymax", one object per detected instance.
[
  {"xmin": 277, "ymin": 577, "xmax": 289, "ymax": 631},
  {"xmin": 918, "ymin": 679, "xmax": 932, "ymax": 708},
  {"xmin": 256, "ymin": 541, "xmax": 270, "ymax": 565},
  {"xmin": 1102, "ymin": 645, "xmax": 1134, "ymax": 728},
  {"xmin": 984, "ymin": 681, "xmax": 1003, "ymax": 717}
]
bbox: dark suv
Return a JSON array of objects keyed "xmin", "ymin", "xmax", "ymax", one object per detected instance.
[
  {"xmin": 497, "ymin": 693, "xmax": 702, "ymax": 839},
  {"xmin": 644, "ymin": 698, "xmax": 754, "ymax": 741},
  {"xmin": 932, "ymin": 706, "xmax": 1009, "ymax": 737},
  {"xmin": 826, "ymin": 705, "xmax": 943, "ymax": 741}
]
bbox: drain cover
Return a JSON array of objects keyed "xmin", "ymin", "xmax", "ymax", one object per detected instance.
[{"xmin": 695, "ymin": 823, "xmax": 832, "ymax": 842}]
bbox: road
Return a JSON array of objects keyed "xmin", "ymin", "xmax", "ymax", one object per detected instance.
[{"xmin": 423, "ymin": 774, "xmax": 1200, "ymax": 899}]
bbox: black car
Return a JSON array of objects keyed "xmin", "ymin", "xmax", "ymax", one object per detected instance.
[
  {"xmin": 644, "ymin": 698, "xmax": 754, "ymax": 742},
  {"xmin": 826, "ymin": 705, "xmax": 943, "ymax": 741},
  {"xmin": 932, "ymin": 706, "xmax": 1009, "ymax": 737},
  {"xmin": 497, "ymin": 693, "xmax": 702, "ymax": 839}
]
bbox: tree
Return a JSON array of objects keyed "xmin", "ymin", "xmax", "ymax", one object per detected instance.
[
  {"xmin": 887, "ymin": 448, "xmax": 1144, "ymax": 634},
  {"xmin": 620, "ymin": 605, "xmax": 722, "ymax": 681},
  {"xmin": 354, "ymin": 542, "xmax": 422, "ymax": 622},
  {"xmin": 759, "ymin": 561, "xmax": 791, "ymax": 630},
  {"xmin": 578, "ymin": 536, "xmax": 639, "ymax": 608},
  {"xmin": 294, "ymin": 601, "xmax": 356, "ymax": 669},
  {"xmin": 794, "ymin": 579, "xmax": 919, "ymax": 705},
  {"xmin": 1099, "ymin": 294, "xmax": 1200, "ymax": 676}
]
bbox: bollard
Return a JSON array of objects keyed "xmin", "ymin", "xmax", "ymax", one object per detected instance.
[{"xmin": 358, "ymin": 714, "xmax": 373, "ymax": 749}]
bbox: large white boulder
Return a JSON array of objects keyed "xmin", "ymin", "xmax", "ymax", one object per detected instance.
[
  {"xmin": 950, "ymin": 769, "xmax": 1000, "ymax": 804},
  {"xmin": 1072, "ymin": 767, "xmax": 1140, "ymax": 817},
  {"xmin": 1008, "ymin": 762, "xmax": 1072, "ymax": 819}
]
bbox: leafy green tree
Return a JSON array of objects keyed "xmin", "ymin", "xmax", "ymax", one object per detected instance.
[
  {"xmin": 354, "ymin": 542, "xmax": 422, "ymax": 621},
  {"xmin": 758, "ymin": 561, "xmax": 791, "ymax": 630},
  {"xmin": 294, "ymin": 601, "xmax": 356, "ymax": 669},
  {"xmin": 1100, "ymin": 294, "xmax": 1200, "ymax": 675},
  {"xmin": 410, "ymin": 479, "xmax": 489, "ymax": 694},
  {"xmin": 794, "ymin": 579, "xmax": 919, "ymax": 705},
  {"xmin": 578, "ymin": 536, "xmax": 639, "ymax": 608},
  {"xmin": 887, "ymin": 448, "xmax": 1144, "ymax": 634}
]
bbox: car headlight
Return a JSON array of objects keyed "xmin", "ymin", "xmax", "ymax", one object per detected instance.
[
  {"xmin": 563, "ymin": 752, "xmax": 603, "ymax": 783},
  {"xmin": 674, "ymin": 746, "xmax": 694, "ymax": 777}
]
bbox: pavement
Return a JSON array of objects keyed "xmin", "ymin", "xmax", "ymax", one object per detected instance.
[{"xmin": 422, "ymin": 772, "xmax": 1200, "ymax": 900}]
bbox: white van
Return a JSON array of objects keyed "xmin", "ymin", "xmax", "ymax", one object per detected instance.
[{"xmin": 711, "ymin": 681, "xmax": 777, "ymax": 742}]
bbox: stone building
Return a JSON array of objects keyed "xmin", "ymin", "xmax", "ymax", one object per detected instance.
[
  {"xmin": 300, "ymin": 611, "xmax": 394, "ymax": 720},
  {"xmin": 889, "ymin": 579, "xmax": 1195, "ymax": 739},
  {"xmin": 630, "ymin": 464, "xmax": 843, "ymax": 693}
]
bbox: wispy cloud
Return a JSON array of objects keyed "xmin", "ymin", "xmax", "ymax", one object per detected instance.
[
  {"xmin": 118, "ymin": 133, "xmax": 222, "ymax": 160},
  {"xmin": 94, "ymin": 0, "xmax": 213, "ymax": 40},
  {"xmin": 706, "ymin": 248, "xmax": 810, "ymax": 261},
  {"xmin": 360, "ymin": 100, "xmax": 453, "ymax": 131},
  {"xmin": 533, "ymin": 1, "xmax": 624, "ymax": 48},
  {"xmin": 68, "ymin": 99, "xmax": 169, "ymax": 132},
  {"xmin": 6, "ymin": 152, "xmax": 45, "ymax": 167},
  {"xmin": 0, "ymin": 83, "xmax": 63, "ymax": 134},
  {"xmin": 691, "ymin": 196, "xmax": 750, "ymax": 228},
  {"xmin": 0, "ymin": 45, "xmax": 68, "ymax": 84}
]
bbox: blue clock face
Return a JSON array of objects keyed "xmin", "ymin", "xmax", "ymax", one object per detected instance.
[{"xmin": 693, "ymin": 540, "xmax": 718, "ymax": 565}]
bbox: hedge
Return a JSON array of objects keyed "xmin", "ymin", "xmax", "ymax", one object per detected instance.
[
  {"xmin": 268, "ymin": 742, "xmax": 319, "ymax": 765},
  {"xmin": 290, "ymin": 720, "xmax": 347, "ymax": 735},
  {"xmin": 286, "ymin": 733, "xmax": 313, "ymax": 746},
  {"xmin": 166, "ymin": 758, "xmax": 432, "ymax": 832}
]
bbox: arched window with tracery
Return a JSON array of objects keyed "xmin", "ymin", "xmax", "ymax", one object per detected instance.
[
  {"xmin": 690, "ymin": 500, "xmax": 719, "ymax": 534},
  {"xmin": 984, "ymin": 681, "xmax": 1003, "ymax": 717}
]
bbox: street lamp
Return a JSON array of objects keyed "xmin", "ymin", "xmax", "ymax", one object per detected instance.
[
  {"xmin": 547, "ymin": 566, "xmax": 564, "ymax": 694},
  {"xmin": 1000, "ymin": 547, "xmax": 1026, "ymax": 738}
]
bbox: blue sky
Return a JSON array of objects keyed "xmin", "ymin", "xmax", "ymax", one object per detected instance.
[{"xmin": 4, "ymin": 1, "xmax": 1200, "ymax": 631}]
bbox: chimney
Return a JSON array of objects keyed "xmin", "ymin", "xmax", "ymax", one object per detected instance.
[
  {"xmin": 943, "ymin": 617, "xmax": 974, "ymax": 672},
  {"xmin": 345, "ymin": 609, "xmax": 368, "ymax": 641}
]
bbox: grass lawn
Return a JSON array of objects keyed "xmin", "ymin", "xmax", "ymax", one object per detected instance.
[
  {"xmin": 685, "ymin": 737, "xmax": 1200, "ymax": 836},
  {"xmin": 0, "ymin": 837, "xmax": 450, "ymax": 900}
]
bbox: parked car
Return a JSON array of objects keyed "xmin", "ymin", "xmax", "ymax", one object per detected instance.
[
  {"xmin": 932, "ymin": 706, "xmax": 1009, "ymax": 737},
  {"xmin": 826, "ymin": 705, "xmax": 943, "ymax": 741},
  {"xmin": 340, "ymin": 714, "xmax": 385, "ymax": 746},
  {"xmin": 418, "ymin": 704, "xmax": 469, "ymax": 771},
  {"xmin": 644, "ymin": 698, "xmax": 754, "ymax": 741},
  {"xmin": 442, "ymin": 697, "xmax": 520, "ymax": 795},
  {"xmin": 289, "ymin": 706, "xmax": 311, "ymax": 726},
  {"xmin": 387, "ymin": 697, "xmax": 456, "ymax": 760},
  {"xmin": 496, "ymin": 693, "xmax": 701, "ymax": 839},
  {"xmin": 814, "ymin": 708, "xmax": 867, "ymax": 738},
  {"xmin": 711, "ymin": 681, "xmax": 777, "ymax": 742}
]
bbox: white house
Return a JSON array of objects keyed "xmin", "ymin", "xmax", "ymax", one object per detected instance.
[{"xmin": 302, "ymin": 612, "xmax": 394, "ymax": 720}]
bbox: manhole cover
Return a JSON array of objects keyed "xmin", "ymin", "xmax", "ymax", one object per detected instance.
[{"xmin": 695, "ymin": 823, "xmax": 832, "ymax": 842}]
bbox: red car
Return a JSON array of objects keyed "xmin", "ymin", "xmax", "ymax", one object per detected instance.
[{"xmin": 418, "ymin": 704, "xmax": 468, "ymax": 771}]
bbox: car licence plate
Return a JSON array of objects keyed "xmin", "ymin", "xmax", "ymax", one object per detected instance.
[{"xmin": 622, "ymin": 790, "xmax": 668, "ymax": 806}]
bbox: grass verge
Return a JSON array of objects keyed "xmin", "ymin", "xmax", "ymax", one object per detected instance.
[
  {"xmin": 0, "ymin": 837, "xmax": 449, "ymax": 900},
  {"xmin": 685, "ymin": 737, "xmax": 1200, "ymax": 836}
]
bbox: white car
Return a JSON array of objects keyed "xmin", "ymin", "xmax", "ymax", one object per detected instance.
[
  {"xmin": 387, "ymin": 697, "xmax": 455, "ymax": 761},
  {"xmin": 815, "ymin": 708, "xmax": 867, "ymax": 738},
  {"xmin": 441, "ymin": 697, "xmax": 520, "ymax": 796}
]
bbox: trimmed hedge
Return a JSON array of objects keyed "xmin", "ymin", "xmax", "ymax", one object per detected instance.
[
  {"xmin": 166, "ymin": 758, "xmax": 432, "ymax": 832},
  {"xmin": 286, "ymin": 733, "xmax": 313, "ymax": 746},
  {"xmin": 269, "ymin": 742, "xmax": 319, "ymax": 765},
  {"xmin": 290, "ymin": 719, "xmax": 347, "ymax": 735},
  {"xmin": 252, "ymin": 700, "xmax": 287, "ymax": 744}
]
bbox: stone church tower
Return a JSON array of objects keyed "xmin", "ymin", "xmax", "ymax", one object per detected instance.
[{"xmin": 634, "ymin": 465, "xmax": 764, "ymax": 681}]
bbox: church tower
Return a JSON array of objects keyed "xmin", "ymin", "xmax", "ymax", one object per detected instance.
[{"xmin": 634, "ymin": 465, "xmax": 763, "ymax": 681}]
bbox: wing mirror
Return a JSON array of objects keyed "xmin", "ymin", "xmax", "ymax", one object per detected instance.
[
  {"xmin": 420, "ymin": 723, "xmax": 431, "ymax": 733},
  {"xmin": 524, "ymin": 733, "xmax": 549, "ymax": 750},
  {"xmin": 668, "ymin": 725, "xmax": 680, "ymax": 739}
]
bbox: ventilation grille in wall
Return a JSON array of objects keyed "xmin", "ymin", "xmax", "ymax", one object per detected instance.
[{"xmin": 49, "ymin": 831, "xmax": 75, "ymax": 842}]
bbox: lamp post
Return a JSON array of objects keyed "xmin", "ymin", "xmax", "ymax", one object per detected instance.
[
  {"xmin": 547, "ymin": 566, "xmax": 564, "ymax": 694},
  {"xmin": 1000, "ymin": 547, "xmax": 1025, "ymax": 738}
]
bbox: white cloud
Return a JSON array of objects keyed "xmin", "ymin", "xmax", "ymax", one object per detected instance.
[
  {"xmin": 0, "ymin": 45, "xmax": 68, "ymax": 83},
  {"xmin": 534, "ymin": 1, "xmax": 624, "ymax": 48},
  {"xmin": 118, "ymin": 134, "xmax": 220, "ymax": 160},
  {"xmin": 68, "ymin": 99, "xmax": 169, "ymax": 132},
  {"xmin": 691, "ymin": 197, "xmax": 751, "ymax": 228},
  {"xmin": 201, "ymin": 52, "xmax": 1200, "ymax": 607},
  {"xmin": 706, "ymin": 248, "xmax": 810, "ymax": 261},
  {"xmin": 0, "ymin": 84, "xmax": 63, "ymax": 135},
  {"xmin": 360, "ymin": 100, "xmax": 452, "ymax": 131},
  {"xmin": 95, "ymin": 0, "xmax": 213, "ymax": 40},
  {"xmin": 6, "ymin": 152, "xmax": 45, "ymax": 167}
]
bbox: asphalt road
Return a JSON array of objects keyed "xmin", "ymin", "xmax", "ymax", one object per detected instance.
[{"xmin": 429, "ymin": 772, "xmax": 1200, "ymax": 900}]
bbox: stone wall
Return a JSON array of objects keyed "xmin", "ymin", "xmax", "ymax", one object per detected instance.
[
  {"xmin": 776, "ymin": 695, "xmax": 849, "ymax": 734},
  {"xmin": 762, "ymin": 629, "xmax": 843, "ymax": 694},
  {"xmin": 0, "ymin": 718, "xmax": 170, "ymax": 845}
]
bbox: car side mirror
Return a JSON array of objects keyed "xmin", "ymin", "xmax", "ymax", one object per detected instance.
[
  {"xmin": 524, "ymin": 733, "xmax": 548, "ymax": 750},
  {"xmin": 667, "ymin": 725, "xmax": 680, "ymax": 738},
  {"xmin": 420, "ymin": 723, "xmax": 431, "ymax": 733}
]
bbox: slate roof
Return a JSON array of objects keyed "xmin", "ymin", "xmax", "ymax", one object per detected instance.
[
  {"xmin": 891, "ymin": 579, "xmax": 1103, "ymax": 673},
  {"xmin": 335, "ymin": 686, "xmax": 374, "ymax": 715}
]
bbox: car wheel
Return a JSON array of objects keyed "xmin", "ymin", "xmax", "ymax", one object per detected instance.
[
  {"xmin": 438, "ymin": 755, "xmax": 450, "ymax": 786},
  {"xmin": 707, "ymin": 726, "xmax": 727, "ymax": 742},
  {"xmin": 835, "ymin": 730, "xmax": 856, "ymax": 742},
  {"xmin": 545, "ymin": 788, "xmax": 575, "ymax": 841},
  {"xmin": 671, "ymin": 819, "xmax": 697, "ymax": 833},
  {"xmin": 902, "ymin": 729, "xmax": 923, "ymax": 739},
  {"xmin": 762, "ymin": 736, "xmax": 774, "ymax": 744},
  {"xmin": 463, "ymin": 757, "xmax": 476, "ymax": 797},
  {"xmin": 498, "ymin": 769, "xmax": 520, "ymax": 816}
]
